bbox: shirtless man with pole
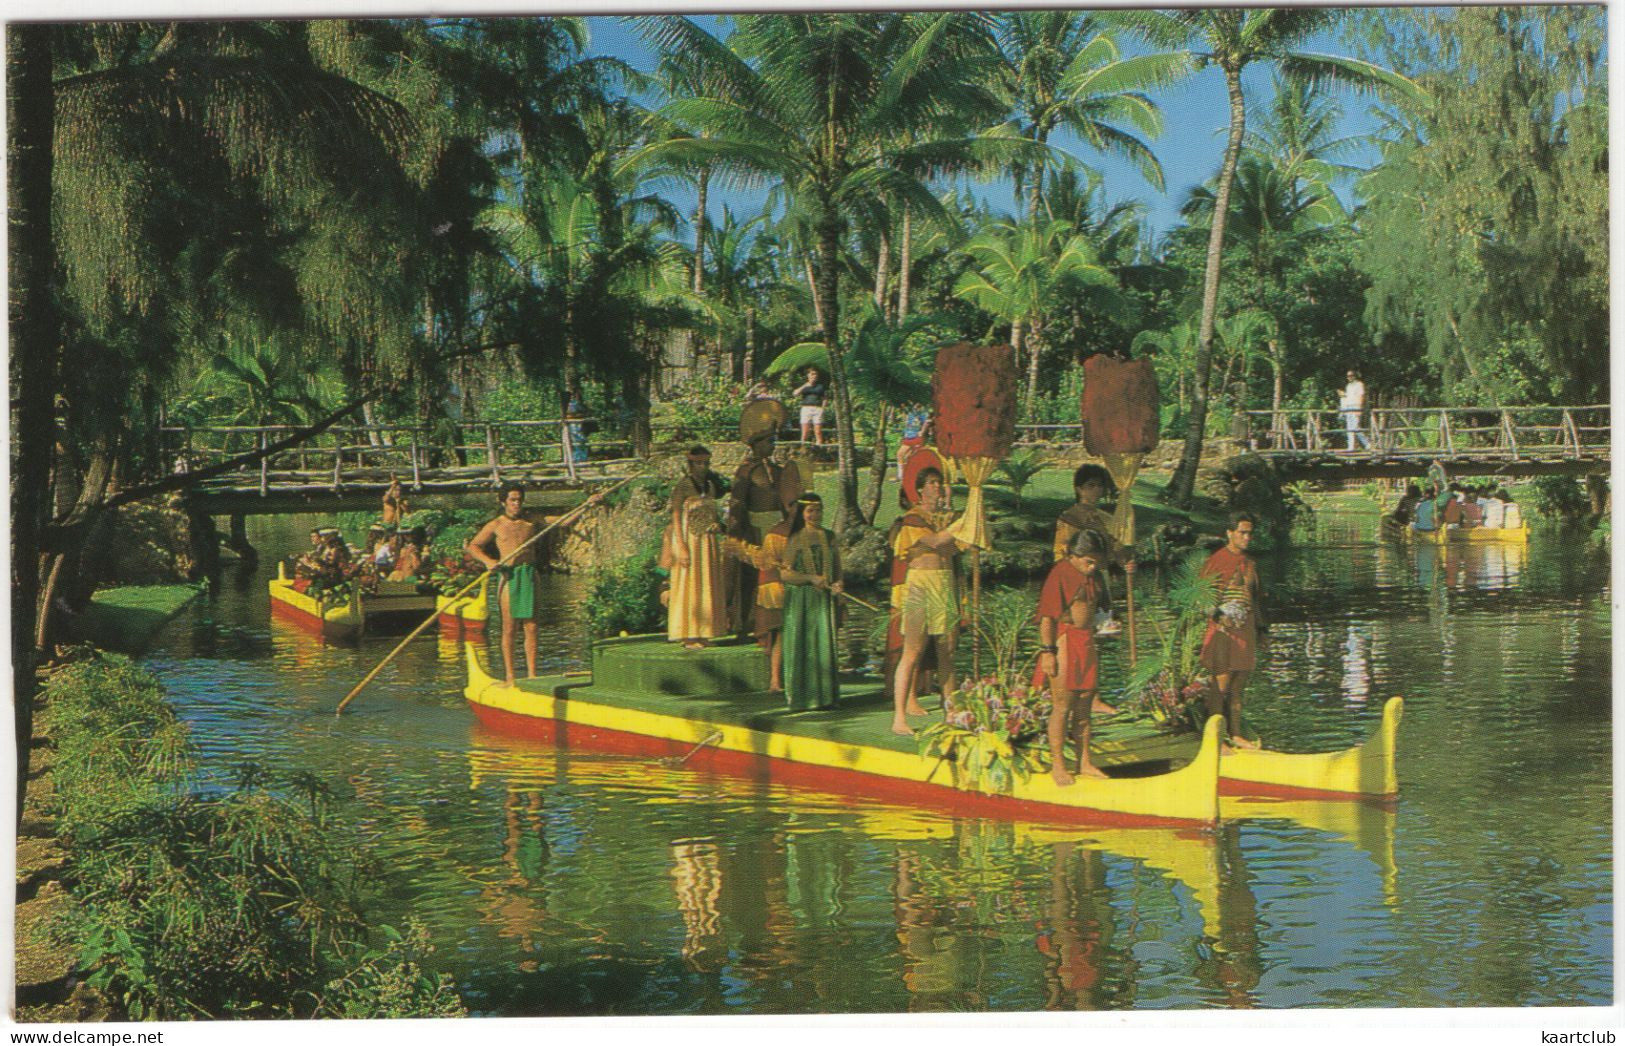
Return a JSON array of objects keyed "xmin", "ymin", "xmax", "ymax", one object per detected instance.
[{"xmin": 466, "ymin": 484, "xmax": 563, "ymax": 688}]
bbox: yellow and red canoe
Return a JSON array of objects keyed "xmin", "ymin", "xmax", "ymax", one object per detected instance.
[
  {"xmin": 437, "ymin": 572, "xmax": 492, "ymax": 635},
  {"xmin": 462, "ymin": 637, "xmax": 1223, "ymax": 827},
  {"xmin": 1398, "ymin": 522, "xmax": 1529, "ymax": 545},
  {"xmin": 269, "ymin": 562, "xmax": 439, "ymax": 641}
]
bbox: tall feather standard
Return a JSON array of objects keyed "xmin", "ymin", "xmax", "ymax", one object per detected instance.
[
  {"xmin": 932, "ymin": 342, "xmax": 1018, "ymax": 552},
  {"xmin": 1081, "ymin": 353, "xmax": 1161, "ymax": 664},
  {"xmin": 932, "ymin": 342, "xmax": 1018, "ymax": 676}
]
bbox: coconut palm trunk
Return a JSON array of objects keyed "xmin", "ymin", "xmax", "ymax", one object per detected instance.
[
  {"xmin": 8, "ymin": 24, "xmax": 55, "ymax": 823},
  {"xmin": 815, "ymin": 203, "xmax": 863, "ymax": 532},
  {"xmin": 1167, "ymin": 64, "xmax": 1247, "ymax": 505},
  {"xmin": 897, "ymin": 204, "xmax": 913, "ymax": 318}
]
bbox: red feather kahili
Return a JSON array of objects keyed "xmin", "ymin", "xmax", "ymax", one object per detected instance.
[
  {"xmin": 932, "ymin": 343, "xmax": 1018, "ymax": 460},
  {"xmin": 1081, "ymin": 354, "xmax": 1160, "ymax": 455}
]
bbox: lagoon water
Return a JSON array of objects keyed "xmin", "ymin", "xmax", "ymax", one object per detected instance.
[{"xmin": 142, "ymin": 510, "xmax": 1612, "ymax": 1013}]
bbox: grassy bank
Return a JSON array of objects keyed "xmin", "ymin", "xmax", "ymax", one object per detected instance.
[
  {"xmin": 70, "ymin": 583, "xmax": 205, "ymax": 654},
  {"xmin": 16, "ymin": 651, "xmax": 468, "ymax": 1021}
]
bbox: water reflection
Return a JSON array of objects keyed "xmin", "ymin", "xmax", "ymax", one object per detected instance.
[{"xmin": 125, "ymin": 511, "xmax": 1612, "ymax": 1012}]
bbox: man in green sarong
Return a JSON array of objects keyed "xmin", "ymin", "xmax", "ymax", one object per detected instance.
[
  {"xmin": 780, "ymin": 493, "xmax": 841, "ymax": 710},
  {"xmin": 467, "ymin": 484, "xmax": 545, "ymax": 688}
]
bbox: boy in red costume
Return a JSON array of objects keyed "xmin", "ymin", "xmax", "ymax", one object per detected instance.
[{"xmin": 1035, "ymin": 529, "xmax": 1113, "ymax": 785}]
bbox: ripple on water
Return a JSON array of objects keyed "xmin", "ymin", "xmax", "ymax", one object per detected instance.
[{"xmin": 137, "ymin": 520, "xmax": 1612, "ymax": 1012}]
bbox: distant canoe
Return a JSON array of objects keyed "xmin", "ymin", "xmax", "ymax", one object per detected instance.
[
  {"xmin": 1384, "ymin": 519, "xmax": 1529, "ymax": 545},
  {"xmin": 269, "ymin": 562, "xmax": 438, "ymax": 641}
]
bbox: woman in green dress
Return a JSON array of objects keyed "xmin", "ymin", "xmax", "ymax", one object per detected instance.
[{"xmin": 781, "ymin": 494, "xmax": 841, "ymax": 710}]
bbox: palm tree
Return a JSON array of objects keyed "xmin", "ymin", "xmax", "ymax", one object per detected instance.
[
  {"xmin": 1116, "ymin": 9, "xmax": 1419, "ymax": 505},
  {"xmin": 631, "ymin": 12, "xmax": 1032, "ymax": 531},
  {"xmin": 952, "ymin": 218, "xmax": 1125, "ymax": 406},
  {"xmin": 995, "ymin": 10, "xmax": 1180, "ymax": 217}
]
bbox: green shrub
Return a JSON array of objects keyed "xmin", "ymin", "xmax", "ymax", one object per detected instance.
[
  {"xmin": 652, "ymin": 374, "xmax": 748, "ymax": 442},
  {"xmin": 583, "ymin": 530, "xmax": 666, "ymax": 638},
  {"xmin": 1527, "ymin": 475, "xmax": 1589, "ymax": 520},
  {"xmin": 41, "ymin": 652, "xmax": 465, "ymax": 1020}
]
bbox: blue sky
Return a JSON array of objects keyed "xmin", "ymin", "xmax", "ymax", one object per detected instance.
[{"xmin": 585, "ymin": 13, "xmax": 1388, "ymax": 246}]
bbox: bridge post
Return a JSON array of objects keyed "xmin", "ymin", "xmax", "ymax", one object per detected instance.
[
  {"xmin": 410, "ymin": 429, "xmax": 422, "ymax": 491},
  {"xmin": 185, "ymin": 507, "xmax": 220, "ymax": 579},
  {"xmin": 1500, "ymin": 410, "xmax": 1520, "ymax": 458},
  {"xmin": 258, "ymin": 429, "xmax": 269, "ymax": 498},
  {"xmin": 227, "ymin": 514, "xmax": 258, "ymax": 565},
  {"xmin": 486, "ymin": 425, "xmax": 501, "ymax": 486}
]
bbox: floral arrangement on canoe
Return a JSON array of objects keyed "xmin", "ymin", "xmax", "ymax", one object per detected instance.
[
  {"xmin": 919, "ymin": 676, "xmax": 1052, "ymax": 793},
  {"xmin": 917, "ymin": 587, "xmax": 1050, "ymax": 793}
]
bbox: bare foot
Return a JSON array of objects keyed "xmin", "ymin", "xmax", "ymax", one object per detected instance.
[
  {"xmin": 683, "ymin": 641, "xmax": 706, "ymax": 651},
  {"xmin": 1076, "ymin": 762, "xmax": 1109, "ymax": 780},
  {"xmin": 1230, "ymin": 734, "xmax": 1261, "ymax": 751},
  {"xmin": 891, "ymin": 721, "xmax": 914, "ymax": 736},
  {"xmin": 905, "ymin": 700, "xmax": 928, "ymax": 717},
  {"xmin": 503, "ymin": 677, "xmax": 517, "ymax": 689},
  {"xmin": 1051, "ymin": 766, "xmax": 1076, "ymax": 787},
  {"xmin": 1091, "ymin": 699, "xmax": 1117, "ymax": 716}
]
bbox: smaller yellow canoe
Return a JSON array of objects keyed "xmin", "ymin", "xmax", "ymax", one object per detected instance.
[
  {"xmin": 269, "ymin": 562, "xmax": 362, "ymax": 641},
  {"xmin": 1402, "ymin": 523, "xmax": 1529, "ymax": 545},
  {"xmin": 437, "ymin": 572, "xmax": 492, "ymax": 632}
]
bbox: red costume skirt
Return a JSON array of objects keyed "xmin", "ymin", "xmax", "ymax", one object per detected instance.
[
  {"xmin": 1032, "ymin": 623, "xmax": 1098, "ymax": 694},
  {"xmin": 1200, "ymin": 618, "xmax": 1257, "ymax": 674}
]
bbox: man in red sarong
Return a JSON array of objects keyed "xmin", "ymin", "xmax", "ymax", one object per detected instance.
[
  {"xmin": 1199, "ymin": 512, "xmax": 1267, "ymax": 751},
  {"xmin": 1034, "ymin": 529, "xmax": 1113, "ymax": 785}
]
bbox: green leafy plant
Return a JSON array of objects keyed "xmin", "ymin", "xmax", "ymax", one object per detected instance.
[
  {"xmin": 1121, "ymin": 551, "xmax": 1218, "ymax": 730},
  {"xmin": 583, "ymin": 529, "xmax": 666, "ymax": 638},
  {"xmin": 1527, "ymin": 475, "xmax": 1588, "ymax": 520},
  {"xmin": 994, "ymin": 449, "xmax": 1046, "ymax": 510},
  {"xmin": 40, "ymin": 652, "xmax": 465, "ymax": 1020}
]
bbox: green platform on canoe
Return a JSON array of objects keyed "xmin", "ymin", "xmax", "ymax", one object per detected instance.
[{"xmin": 499, "ymin": 634, "xmax": 1195, "ymax": 769}]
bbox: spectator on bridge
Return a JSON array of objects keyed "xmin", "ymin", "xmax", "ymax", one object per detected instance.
[
  {"xmin": 1339, "ymin": 370, "xmax": 1371, "ymax": 451},
  {"xmin": 565, "ymin": 384, "xmax": 590, "ymax": 464},
  {"xmin": 896, "ymin": 404, "xmax": 931, "ymax": 481},
  {"xmin": 1426, "ymin": 459, "xmax": 1449, "ymax": 496}
]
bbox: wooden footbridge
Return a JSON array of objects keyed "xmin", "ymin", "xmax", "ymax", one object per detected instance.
[
  {"xmin": 1233, "ymin": 405, "xmax": 1610, "ymax": 482},
  {"xmin": 162, "ymin": 403, "xmax": 1609, "ymax": 516},
  {"xmin": 163, "ymin": 418, "xmax": 643, "ymax": 515}
]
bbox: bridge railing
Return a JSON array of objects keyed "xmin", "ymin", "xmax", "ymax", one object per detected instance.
[
  {"xmin": 1242, "ymin": 405, "xmax": 1610, "ymax": 458},
  {"xmin": 160, "ymin": 418, "xmax": 638, "ymax": 494}
]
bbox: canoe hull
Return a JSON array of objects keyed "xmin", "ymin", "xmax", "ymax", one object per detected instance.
[
  {"xmin": 437, "ymin": 574, "xmax": 492, "ymax": 635},
  {"xmin": 464, "ymin": 644, "xmax": 1221, "ymax": 828},
  {"xmin": 1400, "ymin": 524, "xmax": 1528, "ymax": 545},
  {"xmin": 268, "ymin": 565, "xmax": 362, "ymax": 641},
  {"xmin": 1156, "ymin": 697, "xmax": 1403, "ymax": 800}
]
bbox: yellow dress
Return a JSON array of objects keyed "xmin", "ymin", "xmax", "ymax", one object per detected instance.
[{"xmin": 668, "ymin": 495, "xmax": 727, "ymax": 642}]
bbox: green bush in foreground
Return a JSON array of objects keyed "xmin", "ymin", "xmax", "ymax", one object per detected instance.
[{"xmin": 41, "ymin": 651, "xmax": 466, "ymax": 1020}]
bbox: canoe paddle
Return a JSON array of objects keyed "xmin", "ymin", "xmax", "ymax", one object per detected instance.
[{"xmin": 335, "ymin": 470, "xmax": 645, "ymax": 717}]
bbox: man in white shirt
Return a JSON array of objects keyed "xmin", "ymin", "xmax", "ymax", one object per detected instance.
[{"xmin": 1340, "ymin": 370, "xmax": 1371, "ymax": 450}]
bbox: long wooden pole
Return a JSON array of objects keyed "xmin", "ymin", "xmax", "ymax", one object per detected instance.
[{"xmin": 335, "ymin": 473, "xmax": 642, "ymax": 716}]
